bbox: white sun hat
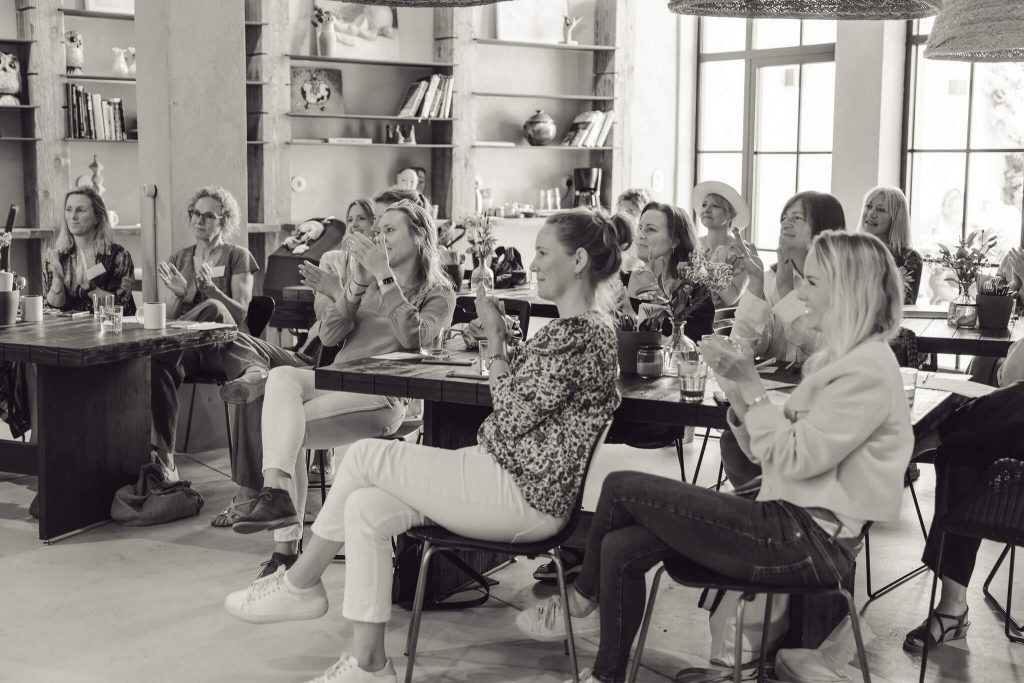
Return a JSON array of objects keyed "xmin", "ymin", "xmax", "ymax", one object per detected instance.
[{"xmin": 692, "ymin": 181, "xmax": 750, "ymax": 230}]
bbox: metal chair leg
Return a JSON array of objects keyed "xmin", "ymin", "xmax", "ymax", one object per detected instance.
[
  {"xmin": 223, "ymin": 400, "xmax": 233, "ymax": 459},
  {"xmin": 841, "ymin": 589, "xmax": 872, "ymax": 683},
  {"xmin": 674, "ymin": 438, "xmax": 687, "ymax": 483},
  {"xmin": 551, "ymin": 551, "xmax": 580, "ymax": 683},
  {"xmin": 182, "ymin": 383, "xmax": 198, "ymax": 453},
  {"xmin": 627, "ymin": 565, "xmax": 665, "ymax": 683},
  {"xmin": 714, "ymin": 461, "xmax": 726, "ymax": 491},
  {"xmin": 317, "ymin": 450, "xmax": 329, "ymax": 504},
  {"xmin": 756, "ymin": 594, "xmax": 773, "ymax": 683},
  {"xmin": 403, "ymin": 541, "xmax": 437, "ymax": 683},
  {"xmin": 733, "ymin": 594, "xmax": 749, "ymax": 683},
  {"xmin": 919, "ymin": 532, "xmax": 946, "ymax": 683},
  {"xmin": 983, "ymin": 544, "xmax": 1024, "ymax": 638},
  {"xmin": 864, "ymin": 526, "xmax": 928, "ymax": 602},
  {"xmin": 691, "ymin": 428, "xmax": 712, "ymax": 485}
]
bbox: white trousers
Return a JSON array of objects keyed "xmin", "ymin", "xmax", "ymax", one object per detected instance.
[
  {"xmin": 261, "ymin": 365, "xmax": 407, "ymax": 542},
  {"xmin": 311, "ymin": 437, "xmax": 565, "ymax": 623}
]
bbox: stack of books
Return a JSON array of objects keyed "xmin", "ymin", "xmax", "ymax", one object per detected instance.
[
  {"xmin": 560, "ymin": 110, "xmax": 614, "ymax": 147},
  {"xmin": 65, "ymin": 84, "xmax": 128, "ymax": 141},
  {"xmin": 395, "ymin": 74, "xmax": 454, "ymax": 119}
]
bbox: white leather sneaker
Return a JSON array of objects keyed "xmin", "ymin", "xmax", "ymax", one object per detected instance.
[
  {"xmin": 306, "ymin": 654, "xmax": 397, "ymax": 683},
  {"xmin": 224, "ymin": 566, "xmax": 328, "ymax": 624},
  {"xmin": 516, "ymin": 595, "xmax": 600, "ymax": 642}
]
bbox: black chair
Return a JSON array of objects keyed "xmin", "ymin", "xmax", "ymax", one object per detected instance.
[
  {"xmin": 182, "ymin": 295, "xmax": 276, "ymax": 455},
  {"xmin": 454, "ymin": 294, "xmax": 532, "ymax": 338},
  {"xmin": 401, "ymin": 421, "xmax": 614, "ymax": 683},
  {"xmin": 919, "ymin": 458, "xmax": 1024, "ymax": 682},
  {"xmin": 628, "ymin": 558, "xmax": 871, "ymax": 683}
]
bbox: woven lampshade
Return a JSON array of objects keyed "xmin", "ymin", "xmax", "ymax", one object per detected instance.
[
  {"xmin": 925, "ymin": 1, "xmax": 1024, "ymax": 62},
  {"xmin": 667, "ymin": 0, "xmax": 940, "ymax": 19},
  {"xmin": 359, "ymin": 0, "xmax": 514, "ymax": 6}
]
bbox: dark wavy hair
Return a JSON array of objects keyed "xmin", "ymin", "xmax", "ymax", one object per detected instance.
[
  {"xmin": 782, "ymin": 191, "xmax": 846, "ymax": 236},
  {"xmin": 639, "ymin": 201, "xmax": 699, "ymax": 274}
]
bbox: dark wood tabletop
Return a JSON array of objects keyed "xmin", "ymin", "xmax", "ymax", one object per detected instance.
[
  {"xmin": 0, "ymin": 316, "xmax": 236, "ymax": 366},
  {"xmin": 901, "ymin": 315, "xmax": 1023, "ymax": 357}
]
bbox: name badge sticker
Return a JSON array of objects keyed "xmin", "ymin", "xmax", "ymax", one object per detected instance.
[
  {"xmin": 86, "ymin": 263, "xmax": 106, "ymax": 280},
  {"xmin": 209, "ymin": 265, "xmax": 226, "ymax": 277}
]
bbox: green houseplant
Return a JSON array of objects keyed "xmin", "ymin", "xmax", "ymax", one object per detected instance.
[{"xmin": 937, "ymin": 230, "xmax": 998, "ymax": 327}]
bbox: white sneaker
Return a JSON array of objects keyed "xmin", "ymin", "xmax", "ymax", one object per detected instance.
[
  {"xmin": 516, "ymin": 595, "xmax": 600, "ymax": 642},
  {"xmin": 306, "ymin": 654, "xmax": 397, "ymax": 683},
  {"xmin": 161, "ymin": 463, "xmax": 180, "ymax": 483},
  {"xmin": 224, "ymin": 566, "xmax": 328, "ymax": 624},
  {"xmin": 562, "ymin": 668, "xmax": 596, "ymax": 683}
]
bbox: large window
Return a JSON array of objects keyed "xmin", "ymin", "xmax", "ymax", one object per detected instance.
[
  {"xmin": 696, "ymin": 18, "xmax": 836, "ymax": 250},
  {"xmin": 905, "ymin": 18, "xmax": 1024, "ymax": 304}
]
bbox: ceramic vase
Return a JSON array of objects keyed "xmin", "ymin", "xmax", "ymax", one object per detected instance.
[
  {"xmin": 470, "ymin": 257, "xmax": 494, "ymax": 293},
  {"xmin": 523, "ymin": 110, "xmax": 556, "ymax": 146},
  {"xmin": 976, "ymin": 294, "xmax": 1014, "ymax": 329},
  {"xmin": 317, "ymin": 20, "xmax": 338, "ymax": 58}
]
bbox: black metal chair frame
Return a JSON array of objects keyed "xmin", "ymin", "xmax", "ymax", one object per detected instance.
[
  {"xmin": 628, "ymin": 560, "xmax": 871, "ymax": 683},
  {"xmin": 453, "ymin": 295, "xmax": 532, "ymax": 338},
  {"xmin": 401, "ymin": 421, "xmax": 613, "ymax": 683},
  {"xmin": 181, "ymin": 295, "xmax": 276, "ymax": 456}
]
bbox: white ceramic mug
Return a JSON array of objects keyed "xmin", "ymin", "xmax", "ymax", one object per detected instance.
[
  {"xmin": 142, "ymin": 301, "xmax": 166, "ymax": 330},
  {"xmin": 0, "ymin": 272, "xmax": 14, "ymax": 292},
  {"xmin": 21, "ymin": 295, "xmax": 43, "ymax": 322}
]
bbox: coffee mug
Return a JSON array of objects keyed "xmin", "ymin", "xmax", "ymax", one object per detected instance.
[
  {"xmin": 21, "ymin": 295, "xmax": 43, "ymax": 322},
  {"xmin": 0, "ymin": 272, "xmax": 14, "ymax": 292},
  {"xmin": 142, "ymin": 301, "xmax": 166, "ymax": 330},
  {"xmin": 108, "ymin": 210, "xmax": 119, "ymax": 227}
]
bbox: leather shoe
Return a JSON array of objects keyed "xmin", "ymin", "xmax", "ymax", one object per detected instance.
[
  {"xmin": 220, "ymin": 367, "xmax": 270, "ymax": 405},
  {"xmin": 232, "ymin": 487, "xmax": 299, "ymax": 534}
]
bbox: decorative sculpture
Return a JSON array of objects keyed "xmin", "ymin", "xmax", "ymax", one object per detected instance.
[
  {"xmin": 111, "ymin": 47, "xmax": 130, "ymax": 77},
  {"xmin": 64, "ymin": 31, "xmax": 84, "ymax": 75},
  {"xmin": 89, "ymin": 155, "xmax": 105, "ymax": 196},
  {"xmin": 562, "ymin": 15, "xmax": 582, "ymax": 45},
  {"xmin": 0, "ymin": 51, "xmax": 21, "ymax": 106}
]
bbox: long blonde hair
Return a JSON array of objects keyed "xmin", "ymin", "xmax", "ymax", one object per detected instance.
[
  {"xmin": 56, "ymin": 187, "xmax": 115, "ymax": 255},
  {"xmin": 861, "ymin": 186, "xmax": 912, "ymax": 254},
  {"xmin": 382, "ymin": 199, "xmax": 447, "ymax": 298},
  {"xmin": 804, "ymin": 231, "xmax": 903, "ymax": 375}
]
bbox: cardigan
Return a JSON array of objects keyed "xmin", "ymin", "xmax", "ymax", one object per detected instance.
[
  {"xmin": 478, "ymin": 312, "xmax": 621, "ymax": 517},
  {"xmin": 167, "ymin": 243, "xmax": 258, "ymax": 318},
  {"xmin": 727, "ymin": 339, "xmax": 914, "ymax": 525}
]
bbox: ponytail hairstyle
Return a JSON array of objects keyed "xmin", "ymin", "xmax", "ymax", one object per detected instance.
[
  {"xmin": 639, "ymin": 201, "xmax": 699, "ymax": 275},
  {"xmin": 610, "ymin": 212, "xmax": 637, "ymax": 252},
  {"xmin": 803, "ymin": 231, "xmax": 903, "ymax": 376},
  {"xmin": 381, "ymin": 199, "xmax": 447, "ymax": 300},
  {"xmin": 545, "ymin": 208, "xmax": 624, "ymax": 318}
]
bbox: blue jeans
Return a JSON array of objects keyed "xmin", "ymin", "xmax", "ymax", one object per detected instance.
[{"xmin": 573, "ymin": 471, "xmax": 856, "ymax": 683}]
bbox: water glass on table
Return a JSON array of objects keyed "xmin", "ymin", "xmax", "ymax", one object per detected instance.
[
  {"xmin": 678, "ymin": 360, "xmax": 708, "ymax": 403},
  {"xmin": 478, "ymin": 338, "xmax": 490, "ymax": 376},
  {"xmin": 91, "ymin": 292, "xmax": 114, "ymax": 317},
  {"xmin": 99, "ymin": 304, "xmax": 123, "ymax": 333},
  {"xmin": 419, "ymin": 321, "xmax": 445, "ymax": 356},
  {"xmin": 900, "ymin": 367, "xmax": 918, "ymax": 408}
]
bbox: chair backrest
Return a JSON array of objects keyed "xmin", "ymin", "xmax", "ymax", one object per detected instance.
[
  {"xmin": 453, "ymin": 295, "xmax": 532, "ymax": 338},
  {"xmin": 549, "ymin": 420, "xmax": 614, "ymax": 546},
  {"xmin": 245, "ymin": 295, "xmax": 276, "ymax": 338},
  {"xmin": 942, "ymin": 457, "xmax": 1024, "ymax": 546}
]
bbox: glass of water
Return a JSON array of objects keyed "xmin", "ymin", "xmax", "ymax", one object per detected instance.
[
  {"xmin": 92, "ymin": 292, "xmax": 114, "ymax": 318},
  {"xmin": 478, "ymin": 338, "xmax": 490, "ymax": 376},
  {"xmin": 678, "ymin": 360, "xmax": 708, "ymax": 404},
  {"xmin": 100, "ymin": 304, "xmax": 123, "ymax": 333},
  {"xmin": 418, "ymin": 321, "xmax": 443, "ymax": 356},
  {"xmin": 900, "ymin": 367, "xmax": 918, "ymax": 408}
]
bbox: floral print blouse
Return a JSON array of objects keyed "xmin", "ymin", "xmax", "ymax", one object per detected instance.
[
  {"xmin": 478, "ymin": 311, "xmax": 621, "ymax": 517},
  {"xmin": 894, "ymin": 247, "xmax": 923, "ymax": 305},
  {"xmin": 43, "ymin": 242, "xmax": 136, "ymax": 316}
]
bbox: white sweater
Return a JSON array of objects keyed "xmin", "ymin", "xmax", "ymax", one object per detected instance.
[{"xmin": 728, "ymin": 339, "xmax": 914, "ymax": 524}]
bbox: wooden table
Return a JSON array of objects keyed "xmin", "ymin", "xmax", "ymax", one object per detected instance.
[{"xmin": 0, "ymin": 317, "xmax": 236, "ymax": 541}]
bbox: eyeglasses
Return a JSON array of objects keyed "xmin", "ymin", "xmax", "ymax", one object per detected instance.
[{"xmin": 188, "ymin": 210, "xmax": 223, "ymax": 224}]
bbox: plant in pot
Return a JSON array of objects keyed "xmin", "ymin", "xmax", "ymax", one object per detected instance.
[
  {"xmin": 976, "ymin": 274, "xmax": 1015, "ymax": 329},
  {"xmin": 463, "ymin": 214, "xmax": 497, "ymax": 293},
  {"xmin": 937, "ymin": 230, "xmax": 998, "ymax": 328},
  {"xmin": 0, "ymin": 230, "xmax": 24, "ymax": 325},
  {"xmin": 617, "ymin": 250, "xmax": 733, "ymax": 375}
]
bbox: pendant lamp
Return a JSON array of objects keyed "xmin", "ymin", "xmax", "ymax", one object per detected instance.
[
  {"xmin": 667, "ymin": 0, "xmax": 940, "ymax": 20},
  {"xmin": 359, "ymin": 0, "xmax": 515, "ymax": 6},
  {"xmin": 925, "ymin": 1, "xmax": 1024, "ymax": 62}
]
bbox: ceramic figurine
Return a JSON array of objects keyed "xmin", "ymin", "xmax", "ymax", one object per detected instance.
[
  {"xmin": 0, "ymin": 51, "xmax": 20, "ymax": 106},
  {"xmin": 127, "ymin": 47, "xmax": 136, "ymax": 78},
  {"xmin": 89, "ymin": 155, "xmax": 105, "ymax": 196},
  {"xmin": 64, "ymin": 31, "xmax": 84, "ymax": 75},
  {"xmin": 523, "ymin": 110, "xmax": 556, "ymax": 146},
  {"xmin": 562, "ymin": 16, "xmax": 582, "ymax": 45},
  {"xmin": 401, "ymin": 124, "xmax": 416, "ymax": 145},
  {"xmin": 111, "ymin": 48, "xmax": 130, "ymax": 78}
]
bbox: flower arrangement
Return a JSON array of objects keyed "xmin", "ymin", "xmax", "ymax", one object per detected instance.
[
  {"xmin": 312, "ymin": 7, "xmax": 332, "ymax": 27},
  {"xmin": 937, "ymin": 230, "xmax": 998, "ymax": 294},
  {"xmin": 621, "ymin": 250, "xmax": 734, "ymax": 332},
  {"xmin": 462, "ymin": 214, "xmax": 497, "ymax": 262},
  {"xmin": 0, "ymin": 232, "xmax": 26, "ymax": 290}
]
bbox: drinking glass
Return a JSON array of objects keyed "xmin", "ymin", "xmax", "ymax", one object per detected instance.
[
  {"xmin": 100, "ymin": 304, "xmax": 123, "ymax": 333},
  {"xmin": 478, "ymin": 338, "xmax": 490, "ymax": 376},
  {"xmin": 92, "ymin": 292, "xmax": 114, "ymax": 317},
  {"xmin": 900, "ymin": 367, "xmax": 918, "ymax": 408},
  {"xmin": 678, "ymin": 360, "xmax": 709, "ymax": 403},
  {"xmin": 636, "ymin": 345, "xmax": 666, "ymax": 379},
  {"xmin": 419, "ymin": 321, "xmax": 443, "ymax": 356}
]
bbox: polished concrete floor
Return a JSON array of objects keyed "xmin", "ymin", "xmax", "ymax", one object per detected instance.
[{"xmin": 2, "ymin": 436, "xmax": 1023, "ymax": 682}]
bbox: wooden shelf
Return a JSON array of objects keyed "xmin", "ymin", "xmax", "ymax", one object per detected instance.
[
  {"xmin": 0, "ymin": 105, "xmax": 38, "ymax": 110},
  {"xmin": 246, "ymin": 80, "xmax": 269, "ymax": 86},
  {"xmin": 474, "ymin": 142, "xmax": 614, "ymax": 151},
  {"xmin": 287, "ymin": 54, "xmax": 454, "ymax": 69},
  {"xmin": 475, "ymin": 38, "xmax": 616, "ymax": 52},
  {"xmin": 247, "ymin": 223, "xmax": 281, "ymax": 234},
  {"xmin": 65, "ymin": 138, "xmax": 137, "ymax": 143},
  {"xmin": 0, "ymin": 38, "xmax": 35, "ymax": 45},
  {"xmin": 473, "ymin": 91, "xmax": 614, "ymax": 101},
  {"xmin": 246, "ymin": 141, "xmax": 266, "ymax": 146},
  {"xmin": 113, "ymin": 224, "xmax": 141, "ymax": 235},
  {"xmin": 286, "ymin": 112, "xmax": 453, "ymax": 122},
  {"xmin": 288, "ymin": 140, "xmax": 453, "ymax": 149},
  {"xmin": 59, "ymin": 8, "xmax": 134, "ymax": 21},
  {"xmin": 64, "ymin": 74, "xmax": 136, "ymax": 84},
  {"xmin": 0, "ymin": 137, "xmax": 40, "ymax": 142}
]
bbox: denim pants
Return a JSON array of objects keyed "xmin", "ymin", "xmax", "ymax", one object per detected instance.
[{"xmin": 573, "ymin": 471, "xmax": 855, "ymax": 683}]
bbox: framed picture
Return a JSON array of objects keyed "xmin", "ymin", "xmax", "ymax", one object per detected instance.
[
  {"xmin": 291, "ymin": 67, "xmax": 345, "ymax": 114},
  {"xmin": 289, "ymin": 0, "xmax": 400, "ymax": 61},
  {"xmin": 84, "ymin": 0, "xmax": 135, "ymax": 15},
  {"xmin": 496, "ymin": 0, "xmax": 566, "ymax": 43}
]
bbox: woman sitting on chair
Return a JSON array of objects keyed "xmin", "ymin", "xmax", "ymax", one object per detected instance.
[
  {"xmin": 224, "ymin": 208, "xmax": 623, "ymax": 683},
  {"xmin": 858, "ymin": 185, "xmax": 922, "ymax": 305},
  {"xmin": 518, "ymin": 231, "xmax": 913, "ymax": 683}
]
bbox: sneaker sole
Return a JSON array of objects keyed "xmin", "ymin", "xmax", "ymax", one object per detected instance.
[
  {"xmin": 533, "ymin": 565, "xmax": 582, "ymax": 583},
  {"xmin": 515, "ymin": 611, "xmax": 599, "ymax": 642},
  {"xmin": 232, "ymin": 514, "xmax": 300, "ymax": 534},
  {"xmin": 224, "ymin": 597, "xmax": 328, "ymax": 624}
]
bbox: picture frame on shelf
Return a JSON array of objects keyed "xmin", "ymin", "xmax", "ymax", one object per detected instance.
[
  {"xmin": 289, "ymin": 1, "xmax": 399, "ymax": 61},
  {"xmin": 496, "ymin": 0, "xmax": 568, "ymax": 44},
  {"xmin": 84, "ymin": 0, "xmax": 135, "ymax": 15},
  {"xmin": 290, "ymin": 67, "xmax": 345, "ymax": 114}
]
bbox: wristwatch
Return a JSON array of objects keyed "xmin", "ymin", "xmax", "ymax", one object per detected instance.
[{"xmin": 378, "ymin": 275, "xmax": 395, "ymax": 287}]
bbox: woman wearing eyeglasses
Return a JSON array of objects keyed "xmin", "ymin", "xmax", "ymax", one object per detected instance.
[{"xmin": 157, "ymin": 186, "xmax": 258, "ymax": 326}]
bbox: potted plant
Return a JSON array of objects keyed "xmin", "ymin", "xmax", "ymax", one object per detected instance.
[
  {"xmin": 617, "ymin": 250, "xmax": 733, "ymax": 374},
  {"xmin": 0, "ymin": 230, "xmax": 23, "ymax": 325},
  {"xmin": 937, "ymin": 230, "xmax": 998, "ymax": 328},
  {"xmin": 463, "ymin": 214, "xmax": 497, "ymax": 293},
  {"xmin": 976, "ymin": 274, "xmax": 1015, "ymax": 329}
]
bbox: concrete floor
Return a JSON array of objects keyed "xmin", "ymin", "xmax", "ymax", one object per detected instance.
[{"xmin": 2, "ymin": 436, "xmax": 1023, "ymax": 683}]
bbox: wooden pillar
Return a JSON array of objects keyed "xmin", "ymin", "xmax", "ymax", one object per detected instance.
[
  {"xmin": 594, "ymin": 0, "xmax": 631, "ymax": 209},
  {"xmin": 135, "ymin": 0, "xmax": 248, "ymax": 301},
  {"xmin": 438, "ymin": 7, "xmax": 475, "ymax": 222}
]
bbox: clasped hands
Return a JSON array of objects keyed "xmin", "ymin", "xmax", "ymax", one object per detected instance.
[{"xmin": 699, "ymin": 335, "xmax": 765, "ymax": 411}]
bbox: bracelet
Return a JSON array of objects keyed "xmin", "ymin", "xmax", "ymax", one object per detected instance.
[
  {"xmin": 746, "ymin": 393, "xmax": 771, "ymax": 410},
  {"xmin": 487, "ymin": 354, "xmax": 509, "ymax": 365}
]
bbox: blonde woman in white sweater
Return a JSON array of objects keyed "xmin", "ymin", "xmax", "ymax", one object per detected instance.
[{"xmin": 517, "ymin": 231, "xmax": 912, "ymax": 683}]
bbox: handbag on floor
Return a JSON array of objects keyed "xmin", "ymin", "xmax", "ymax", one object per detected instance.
[
  {"xmin": 111, "ymin": 463, "xmax": 205, "ymax": 526},
  {"xmin": 391, "ymin": 533, "xmax": 491, "ymax": 611},
  {"xmin": 701, "ymin": 588, "xmax": 790, "ymax": 668}
]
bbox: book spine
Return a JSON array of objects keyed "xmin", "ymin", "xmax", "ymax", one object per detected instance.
[
  {"xmin": 111, "ymin": 99, "xmax": 124, "ymax": 140},
  {"xmin": 92, "ymin": 93, "xmax": 103, "ymax": 140},
  {"xmin": 65, "ymin": 83, "xmax": 74, "ymax": 138},
  {"xmin": 88, "ymin": 93, "xmax": 99, "ymax": 140},
  {"xmin": 74, "ymin": 86, "xmax": 84, "ymax": 139},
  {"xmin": 118, "ymin": 101, "xmax": 127, "ymax": 139},
  {"xmin": 419, "ymin": 73, "xmax": 440, "ymax": 119},
  {"xmin": 596, "ymin": 110, "xmax": 615, "ymax": 147},
  {"xmin": 583, "ymin": 111, "xmax": 605, "ymax": 147},
  {"xmin": 444, "ymin": 75, "xmax": 454, "ymax": 118}
]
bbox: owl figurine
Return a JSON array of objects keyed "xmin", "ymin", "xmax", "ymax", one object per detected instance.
[
  {"xmin": 0, "ymin": 51, "xmax": 21, "ymax": 107},
  {"xmin": 127, "ymin": 47, "xmax": 136, "ymax": 78},
  {"xmin": 65, "ymin": 31, "xmax": 84, "ymax": 75}
]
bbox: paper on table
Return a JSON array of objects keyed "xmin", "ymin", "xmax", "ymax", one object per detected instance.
[
  {"xmin": 370, "ymin": 351, "xmax": 425, "ymax": 361},
  {"xmin": 168, "ymin": 321, "xmax": 233, "ymax": 330},
  {"xmin": 919, "ymin": 374, "xmax": 996, "ymax": 398},
  {"xmin": 760, "ymin": 378, "xmax": 797, "ymax": 391}
]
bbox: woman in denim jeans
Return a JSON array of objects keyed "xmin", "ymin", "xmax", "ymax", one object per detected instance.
[{"xmin": 518, "ymin": 231, "xmax": 915, "ymax": 683}]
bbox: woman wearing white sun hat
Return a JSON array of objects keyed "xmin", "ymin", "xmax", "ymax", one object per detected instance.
[{"xmin": 693, "ymin": 180, "xmax": 751, "ymax": 306}]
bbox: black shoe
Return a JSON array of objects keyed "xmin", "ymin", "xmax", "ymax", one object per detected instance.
[
  {"xmin": 232, "ymin": 487, "xmax": 299, "ymax": 534},
  {"xmin": 533, "ymin": 548, "xmax": 584, "ymax": 583},
  {"xmin": 905, "ymin": 462, "xmax": 921, "ymax": 487},
  {"xmin": 255, "ymin": 551, "xmax": 299, "ymax": 580}
]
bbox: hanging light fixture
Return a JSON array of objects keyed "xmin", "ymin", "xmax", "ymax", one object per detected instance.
[
  {"xmin": 667, "ymin": 0, "xmax": 940, "ymax": 20},
  {"xmin": 359, "ymin": 0, "xmax": 515, "ymax": 6},
  {"xmin": 925, "ymin": 1, "xmax": 1024, "ymax": 62}
]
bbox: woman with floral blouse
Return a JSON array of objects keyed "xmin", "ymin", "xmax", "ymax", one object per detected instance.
[
  {"xmin": 224, "ymin": 208, "xmax": 623, "ymax": 683},
  {"xmin": 44, "ymin": 187, "xmax": 136, "ymax": 315}
]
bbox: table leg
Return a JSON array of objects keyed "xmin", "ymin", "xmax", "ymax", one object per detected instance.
[{"xmin": 34, "ymin": 358, "xmax": 151, "ymax": 542}]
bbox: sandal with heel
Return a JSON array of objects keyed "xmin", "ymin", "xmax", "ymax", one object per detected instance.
[
  {"xmin": 903, "ymin": 607, "xmax": 970, "ymax": 653},
  {"xmin": 212, "ymin": 496, "xmax": 257, "ymax": 528}
]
